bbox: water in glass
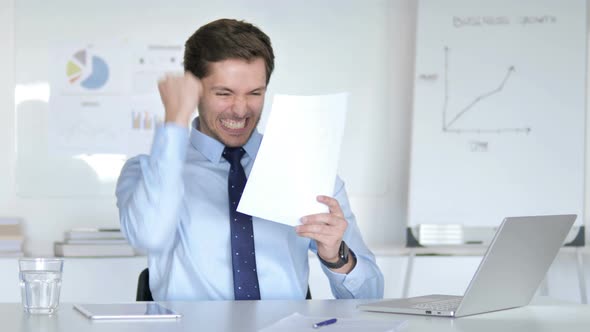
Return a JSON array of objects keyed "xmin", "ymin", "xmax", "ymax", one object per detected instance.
[{"xmin": 20, "ymin": 270, "xmax": 62, "ymax": 314}]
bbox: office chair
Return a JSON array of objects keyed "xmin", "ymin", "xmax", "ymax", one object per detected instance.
[
  {"xmin": 137, "ymin": 268, "xmax": 312, "ymax": 301},
  {"xmin": 136, "ymin": 268, "xmax": 154, "ymax": 301}
]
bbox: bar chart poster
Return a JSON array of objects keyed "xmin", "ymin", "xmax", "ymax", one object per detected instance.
[{"xmin": 408, "ymin": 0, "xmax": 586, "ymax": 227}]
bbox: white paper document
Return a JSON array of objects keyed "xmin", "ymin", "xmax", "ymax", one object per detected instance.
[
  {"xmin": 237, "ymin": 93, "xmax": 348, "ymax": 227},
  {"xmin": 259, "ymin": 313, "xmax": 407, "ymax": 332}
]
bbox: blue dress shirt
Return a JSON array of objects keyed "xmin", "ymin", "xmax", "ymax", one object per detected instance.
[{"xmin": 116, "ymin": 118, "xmax": 384, "ymax": 300}]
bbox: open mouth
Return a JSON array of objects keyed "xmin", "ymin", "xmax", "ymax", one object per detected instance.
[{"xmin": 221, "ymin": 118, "xmax": 246, "ymax": 130}]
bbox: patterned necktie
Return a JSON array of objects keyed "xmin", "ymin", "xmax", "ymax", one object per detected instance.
[{"xmin": 222, "ymin": 147, "xmax": 261, "ymax": 300}]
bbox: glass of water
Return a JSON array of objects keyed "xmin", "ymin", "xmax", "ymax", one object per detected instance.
[{"xmin": 19, "ymin": 258, "xmax": 64, "ymax": 314}]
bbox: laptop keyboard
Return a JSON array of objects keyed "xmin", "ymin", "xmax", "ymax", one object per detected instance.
[{"xmin": 411, "ymin": 298, "xmax": 462, "ymax": 311}]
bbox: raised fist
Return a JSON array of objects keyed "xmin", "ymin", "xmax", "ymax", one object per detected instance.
[{"xmin": 158, "ymin": 72, "xmax": 202, "ymax": 127}]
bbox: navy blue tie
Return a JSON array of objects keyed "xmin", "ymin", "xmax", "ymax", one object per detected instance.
[{"xmin": 222, "ymin": 147, "xmax": 261, "ymax": 300}]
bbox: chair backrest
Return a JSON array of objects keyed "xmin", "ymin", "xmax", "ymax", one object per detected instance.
[
  {"xmin": 136, "ymin": 268, "xmax": 154, "ymax": 301},
  {"xmin": 136, "ymin": 267, "xmax": 312, "ymax": 301}
]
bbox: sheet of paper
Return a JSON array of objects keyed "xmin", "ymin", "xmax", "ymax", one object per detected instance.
[
  {"xmin": 258, "ymin": 313, "xmax": 407, "ymax": 332},
  {"xmin": 237, "ymin": 93, "xmax": 348, "ymax": 227}
]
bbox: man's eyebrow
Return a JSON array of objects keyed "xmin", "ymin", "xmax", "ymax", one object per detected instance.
[
  {"xmin": 211, "ymin": 86, "xmax": 267, "ymax": 93},
  {"xmin": 250, "ymin": 86, "xmax": 267, "ymax": 93},
  {"xmin": 211, "ymin": 86, "xmax": 234, "ymax": 92}
]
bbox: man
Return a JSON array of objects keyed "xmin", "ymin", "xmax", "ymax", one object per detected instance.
[{"xmin": 116, "ymin": 18, "xmax": 383, "ymax": 301}]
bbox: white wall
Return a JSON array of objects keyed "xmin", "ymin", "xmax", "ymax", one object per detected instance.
[
  {"xmin": 1, "ymin": 1, "xmax": 121, "ymax": 256},
  {"xmin": 347, "ymin": 0, "xmax": 416, "ymax": 247},
  {"xmin": 0, "ymin": 2, "xmax": 15, "ymax": 217}
]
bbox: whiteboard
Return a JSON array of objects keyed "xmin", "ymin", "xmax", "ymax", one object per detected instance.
[{"xmin": 408, "ymin": 0, "xmax": 586, "ymax": 227}]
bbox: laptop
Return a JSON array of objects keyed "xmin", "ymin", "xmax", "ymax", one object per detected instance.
[{"xmin": 358, "ymin": 214, "xmax": 576, "ymax": 317}]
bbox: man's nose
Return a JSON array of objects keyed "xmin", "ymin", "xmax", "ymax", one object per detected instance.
[{"xmin": 232, "ymin": 95, "xmax": 248, "ymax": 117}]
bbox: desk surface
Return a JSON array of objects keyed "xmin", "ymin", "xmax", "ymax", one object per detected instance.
[{"xmin": 3, "ymin": 298, "xmax": 590, "ymax": 332}]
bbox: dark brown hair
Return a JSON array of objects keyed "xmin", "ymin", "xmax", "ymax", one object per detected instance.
[{"xmin": 184, "ymin": 18, "xmax": 275, "ymax": 84}]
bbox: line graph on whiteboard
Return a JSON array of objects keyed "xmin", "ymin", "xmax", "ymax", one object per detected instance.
[{"xmin": 421, "ymin": 46, "xmax": 533, "ymax": 135}]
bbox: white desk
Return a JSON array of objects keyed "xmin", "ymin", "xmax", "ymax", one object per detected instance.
[{"xmin": 2, "ymin": 298, "xmax": 590, "ymax": 332}]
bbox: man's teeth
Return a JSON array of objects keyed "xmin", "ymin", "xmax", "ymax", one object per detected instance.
[{"xmin": 221, "ymin": 119, "xmax": 246, "ymax": 129}]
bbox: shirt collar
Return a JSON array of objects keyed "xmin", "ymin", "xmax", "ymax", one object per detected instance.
[{"xmin": 189, "ymin": 117, "xmax": 262, "ymax": 163}]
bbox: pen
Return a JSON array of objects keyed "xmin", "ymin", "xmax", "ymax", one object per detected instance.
[{"xmin": 313, "ymin": 318, "xmax": 337, "ymax": 329}]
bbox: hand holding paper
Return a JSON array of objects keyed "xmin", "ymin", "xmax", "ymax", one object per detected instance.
[
  {"xmin": 237, "ymin": 93, "xmax": 348, "ymax": 227},
  {"xmin": 296, "ymin": 195, "xmax": 349, "ymax": 269}
]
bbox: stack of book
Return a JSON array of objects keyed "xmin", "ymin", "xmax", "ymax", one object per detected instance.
[
  {"xmin": 0, "ymin": 217, "xmax": 25, "ymax": 257},
  {"xmin": 417, "ymin": 224, "xmax": 464, "ymax": 246},
  {"xmin": 54, "ymin": 228, "xmax": 137, "ymax": 257}
]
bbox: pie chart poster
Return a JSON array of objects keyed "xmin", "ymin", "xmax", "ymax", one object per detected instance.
[
  {"xmin": 47, "ymin": 44, "xmax": 132, "ymax": 155},
  {"xmin": 50, "ymin": 44, "xmax": 131, "ymax": 96}
]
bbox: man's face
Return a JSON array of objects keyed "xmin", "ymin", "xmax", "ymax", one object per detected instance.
[{"xmin": 198, "ymin": 57, "xmax": 267, "ymax": 147}]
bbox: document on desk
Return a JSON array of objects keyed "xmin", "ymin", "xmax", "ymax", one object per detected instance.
[
  {"xmin": 259, "ymin": 312, "xmax": 407, "ymax": 332},
  {"xmin": 238, "ymin": 93, "xmax": 348, "ymax": 227}
]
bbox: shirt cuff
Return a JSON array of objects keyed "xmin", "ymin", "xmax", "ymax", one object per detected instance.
[{"xmin": 321, "ymin": 254, "xmax": 370, "ymax": 297}]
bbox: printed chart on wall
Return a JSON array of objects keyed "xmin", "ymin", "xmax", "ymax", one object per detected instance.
[
  {"xmin": 49, "ymin": 43, "xmax": 183, "ymax": 155},
  {"xmin": 408, "ymin": 0, "xmax": 586, "ymax": 227}
]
